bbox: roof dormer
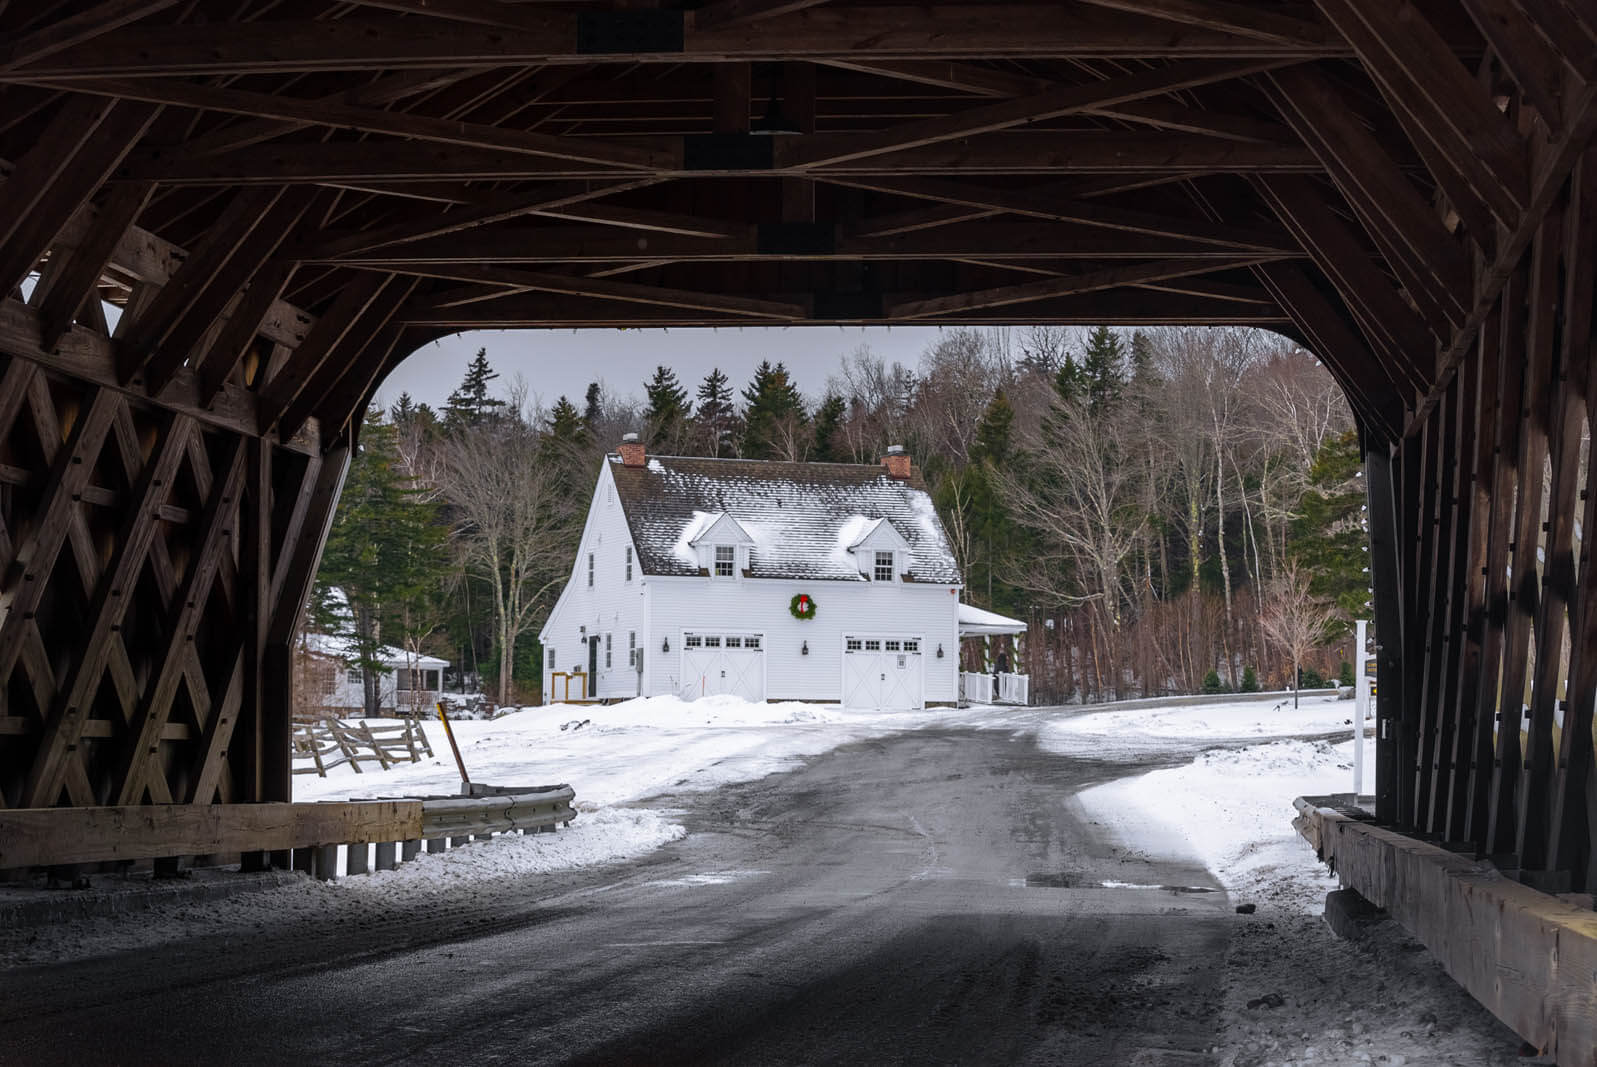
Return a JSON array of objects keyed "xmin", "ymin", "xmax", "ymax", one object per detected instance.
[
  {"xmin": 842, "ymin": 516, "xmax": 910, "ymax": 581},
  {"xmin": 688, "ymin": 512, "xmax": 755, "ymax": 578}
]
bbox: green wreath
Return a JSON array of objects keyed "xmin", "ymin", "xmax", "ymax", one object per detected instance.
[{"xmin": 789, "ymin": 593, "xmax": 817, "ymax": 621}]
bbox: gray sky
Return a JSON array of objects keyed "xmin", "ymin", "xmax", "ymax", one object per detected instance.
[{"xmin": 376, "ymin": 326, "xmax": 952, "ymax": 413}]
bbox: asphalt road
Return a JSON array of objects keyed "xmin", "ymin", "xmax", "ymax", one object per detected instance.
[{"xmin": 0, "ymin": 730, "xmax": 1237, "ymax": 1066}]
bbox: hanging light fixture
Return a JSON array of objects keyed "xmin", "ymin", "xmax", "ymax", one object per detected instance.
[
  {"xmin": 801, "ymin": 640, "xmax": 809, "ymax": 656},
  {"xmin": 662, "ymin": 637, "xmax": 670, "ymax": 653}
]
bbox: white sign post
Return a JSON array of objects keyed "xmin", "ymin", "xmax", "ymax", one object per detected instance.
[{"xmin": 1354, "ymin": 619, "xmax": 1370, "ymax": 799}]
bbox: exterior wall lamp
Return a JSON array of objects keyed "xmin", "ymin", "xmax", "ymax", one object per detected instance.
[
  {"xmin": 936, "ymin": 644, "xmax": 944, "ymax": 659},
  {"xmin": 801, "ymin": 640, "xmax": 809, "ymax": 655},
  {"xmin": 661, "ymin": 637, "xmax": 670, "ymax": 653}
]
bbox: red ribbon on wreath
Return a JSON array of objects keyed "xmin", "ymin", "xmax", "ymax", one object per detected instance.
[{"xmin": 789, "ymin": 593, "xmax": 817, "ymax": 620}]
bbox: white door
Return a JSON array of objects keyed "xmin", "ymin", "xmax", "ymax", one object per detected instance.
[
  {"xmin": 680, "ymin": 633, "xmax": 765, "ymax": 701},
  {"xmin": 842, "ymin": 636, "xmax": 924, "ymax": 710}
]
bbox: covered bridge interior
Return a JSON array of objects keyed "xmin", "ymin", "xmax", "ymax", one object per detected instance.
[{"xmin": 0, "ymin": 0, "xmax": 1595, "ymax": 915}]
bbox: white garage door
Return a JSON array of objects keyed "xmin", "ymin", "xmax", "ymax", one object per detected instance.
[
  {"xmin": 842, "ymin": 636, "xmax": 925, "ymax": 711},
  {"xmin": 680, "ymin": 633, "xmax": 765, "ymax": 701}
]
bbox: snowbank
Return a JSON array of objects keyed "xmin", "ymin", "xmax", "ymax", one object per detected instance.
[{"xmin": 1042, "ymin": 693, "xmax": 1354, "ymax": 749}]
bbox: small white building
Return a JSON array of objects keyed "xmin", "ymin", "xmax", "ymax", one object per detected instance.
[
  {"xmin": 301, "ymin": 633, "xmax": 449, "ymax": 716},
  {"xmin": 539, "ymin": 436, "xmax": 965, "ymax": 710}
]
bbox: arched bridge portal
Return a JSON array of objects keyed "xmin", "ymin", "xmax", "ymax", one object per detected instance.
[{"xmin": 0, "ymin": 0, "xmax": 1595, "ymax": 962}]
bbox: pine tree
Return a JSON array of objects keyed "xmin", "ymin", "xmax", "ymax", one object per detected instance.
[
  {"xmin": 739, "ymin": 360, "xmax": 807, "ymax": 460},
  {"xmin": 970, "ymin": 388, "xmax": 1015, "ymax": 466},
  {"xmin": 582, "ymin": 382, "xmax": 603, "ymax": 429},
  {"xmin": 313, "ymin": 409, "xmax": 449, "ymax": 715},
  {"xmin": 809, "ymin": 392, "xmax": 847, "ymax": 462},
  {"xmin": 643, "ymin": 365, "xmax": 691, "ymax": 450},
  {"xmin": 1290, "ymin": 428, "xmax": 1368, "ymax": 633},
  {"xmin": 543, "ymin": 396, "xmax": 586, "ymax": 452},
  {"xmin": 1053, "ymin": 355, "xmax": 1089, "ymax": 406},
  {"xmin": 1081, "ymin": 325, "xmax": 1127, "ymax": 411},
  {"xmin": 442, "ymin": 349, "xmax": 505, "ymax": 433},
  {"xmin": 693, "ymin": 368, "xmax": 740, "ymax": 457}
]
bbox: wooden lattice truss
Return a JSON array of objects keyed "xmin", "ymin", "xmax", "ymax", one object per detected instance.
[{"xmin": 0, "ymin": 0, "xmax": 1593, "ymax": 874}]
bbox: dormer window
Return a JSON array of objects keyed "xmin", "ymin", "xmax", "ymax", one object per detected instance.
[
  {"xmin": 873, "ymin": 551, "xmax": 894, "ymax": 582},
  {"xmin": 715, "ymin": 545, "xmax": 736, "ymax": 577}
]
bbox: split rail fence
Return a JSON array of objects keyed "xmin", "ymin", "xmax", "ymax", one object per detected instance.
[{"xmin": 291, "ymin": 717, "xmax": 433, "ymax": 776}]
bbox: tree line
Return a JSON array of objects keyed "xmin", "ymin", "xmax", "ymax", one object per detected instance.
[{"xmin": 307, "ymin": 325, "xmax": 1366, "ymax": 711}]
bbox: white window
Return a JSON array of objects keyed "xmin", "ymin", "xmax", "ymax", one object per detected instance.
[
  {"xmin": 625, "ymin": 546, "xmax": 633, "ymax": 581},
  {"xmin": 885, "ymin": 640, "xmax": 901, "ymax": 651},
  {"xmin": 903, "ymin": 640, "xmax": 919, "ymax": 653},
  {"xmin": 628, "ymin": 631, "xmax": 637, "ymax": 667},
  {"xmin": 605, "ymin": 633, "xmax": 612, "ymax": 668},
  {"xmin": 685, "ymin": 634, "xmax": 702, "ymax": 648},
  {"xmin": 846, "ymin": 638, "xmax": 862, "ymax": 651},
  {"xmin": 715, "ymin": 545, "xmax": 735, "ymax": 577},
  {"xmin": 864, "ymin": 639, "xmax": 881, "ymax": 651},
  {"xmin": 725, "ymin": 636, "xmax": 742, "ymax": 648},
  {"xmin": 704, "ymin": 636, "xmax": 722, "ymax": 648},
  {"xmin": 746, "ymin": 635, "xmax": 761, "ymax": 649},
  {"xmin": 347, "ymin": 668, "xmax": 362, "ymax": 684},
  {"xmin": 587, "ymin": 552, "xmax": 595, "ymax": 587},
  {"xmin": 873, "ymin": 551, "xmax": 894, "ymax": 582},
  {"xmin": 546, "ymin": 648, "xmax": 554, "ymax": 675}
]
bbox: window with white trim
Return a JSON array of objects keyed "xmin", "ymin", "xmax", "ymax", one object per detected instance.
[
  {"xmin": 625, "ymin": 546, "xmax": 633, "ymax": 581},
  {"xmin": 846, "ymin": 638, "xmax": 862, "ymax": 651},
  {"xmin": 885, "ymin": 640, "xmax": 901, "ymax": 651},
  {"xmin": 546, "ymin": 648, "xmax": 554, "ymax": 675},
  {"xmin": 605, "ymin": 633, "xmax": 612, "ymax": 668},
  {"xmin": 587, "ymin": 552, "xmax": 594, "ymax": 587},
  {"xmin": 714, "ymin": 545, "xmax": 735, "ymax": 577},
  {"xmin": 704, "ymin": 636, "xmax": 722, "ymax": 648},
  {"xmin": 746, "ymin": 635, "xmax": 761, "ymax": 649},
  {"xmin": 873, "ymin": 550, "xmax": 894, "ymax": 582},
  {"xmin": 347, "ymin": 668, "xmax": 362, "ymax": 684},
  {"xmin": 725, "ymin": 636, "xmax": 742, "ymax": 648},
  {"xmin": 864, "ymin": 639, "xmax": 881, "ymax": 651},
  {"xmin": 685, "ymin": 635, "xmax": 702, "ymax": 648},
  {"xmin": 904, "ymin": 640, "xmax": 919, "ymax": 653},
  {"xmin": 628, "ymin": 632, "xmax": 636, "ymax": 667}
]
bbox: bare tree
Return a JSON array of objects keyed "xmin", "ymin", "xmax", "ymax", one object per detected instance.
[
  {"xmin": 438, "ymin": 387, "xmax": 575, "ymax": 706},
  {"xmin": 1259, "ymin": 558, "xmax": 1337, "ymax": 708}
]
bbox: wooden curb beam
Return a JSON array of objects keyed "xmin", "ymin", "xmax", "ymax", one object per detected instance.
[{"xmin": 1293, "ymin": 797, "xmax": 1597, "ymax": 1064}]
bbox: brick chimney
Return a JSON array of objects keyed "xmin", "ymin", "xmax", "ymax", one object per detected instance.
[
  {"xmin": 618, "ymin": 432, "xmax": 646, "ymax": 468},
  {"xmin": 881, "ymin": 444, "xmax": 911, "ymax": 480}
]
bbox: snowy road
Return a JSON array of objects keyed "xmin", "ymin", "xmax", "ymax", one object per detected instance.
[{"xmin": 2, "ymin": 730, "xmax": 1236, "ymax": 1065}]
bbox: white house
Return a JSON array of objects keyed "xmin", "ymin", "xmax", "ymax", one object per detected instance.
[
  {"xmin": 538, "ymin": 435, "xmax": 965, "ymax": 710},
  {"xmin": 301, "ymin": 633, "xmax": 449, "ymax": 716}
]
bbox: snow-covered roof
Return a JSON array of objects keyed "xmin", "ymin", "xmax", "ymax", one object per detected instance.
[
  {"xmin": 610, "ymin": 454, "xmax": 961, "ymax": 584},
  {"xmin": 958, "ymin": 603, "xmax": 1027, "ymax": 636},
  {"xmin": 302, "ymin": 633, "xmax": 449, "ymax": 669}
]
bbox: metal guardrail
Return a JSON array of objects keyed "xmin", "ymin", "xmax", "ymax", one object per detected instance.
[{"xmin": 420, "ymin": 787, "xmax": 576, "ymax": 839}]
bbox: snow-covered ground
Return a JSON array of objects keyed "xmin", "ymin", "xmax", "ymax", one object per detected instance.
[{"xmin": 4, "ymin": 692, "xmax": 1536, "ymax": 1063}]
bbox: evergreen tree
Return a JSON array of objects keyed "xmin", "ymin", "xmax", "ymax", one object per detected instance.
[
  {"xmin": 543, "ymin": 396, "xmax": 587, "ymax": 454},
  {"xmin": 582, "ymin": 381, "xmax": 604, "ymax": 429},
  {"xmin": 970, "ymin": 388, "xmax": 1015, "ymax": 466},
  {"xmin": 313, "ymin": 409, "xmax": 450, "ymax": 715},
  {"xmin": 739, "ymin": 360, "xmax": 807, "ymax": 460},
  {"xmin": 693, "ymin": 368, "xmax": 740, "ymax": 457},
  {"xmin": 1053, "ymin": 354, "xmax": 1089, "ymax": 406},
  {"xmin": 643, "ymin": 365, "xmax": 691, "ymax": 449},
  {"xmin": 1081, "ymin": 325, "xmax": 1127, "ymax": 411},
  {"xmin": 442, "ymin": 349, "xmax": 505, "ymax": 432},
  {"xmin": 1290, "ymin": 429, "xmax": 1368, "ymax": 633},
  {"xmin": 809, "ymin": 392, "xmax": 847, "ymax": 463}
]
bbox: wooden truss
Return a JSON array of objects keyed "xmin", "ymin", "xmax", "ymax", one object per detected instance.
[{"xmin": 0, "ymin": 0, "xmax": 1594, "ymax": 892}]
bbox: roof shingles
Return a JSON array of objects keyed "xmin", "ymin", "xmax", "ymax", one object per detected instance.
[{"xmin": 609, "ymin": 455, "xmax": 961, "ymax": 584}]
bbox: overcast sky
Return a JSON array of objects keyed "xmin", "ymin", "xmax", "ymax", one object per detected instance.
[{"xmin": 376, "ymin": 326, "xmax": 952, "ymax": 414}]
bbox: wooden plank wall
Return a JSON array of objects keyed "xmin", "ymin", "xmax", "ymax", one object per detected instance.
[{"xmin": 1371, "ymin": 148, "xmax": 1597, "ymax": 891}]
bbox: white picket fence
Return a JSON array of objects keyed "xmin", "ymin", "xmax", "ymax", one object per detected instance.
[{"xmin": 960, "ymin": 671, "xmax": 1030, "ymax": 706}]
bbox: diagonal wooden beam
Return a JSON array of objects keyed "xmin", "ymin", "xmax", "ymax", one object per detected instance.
[
  {"xmin": 0, "ymin": 0, "xmax": 179, "ymax": 73},
  {"xmin": 826, "ymin": 173, "xmax": 1295, "ymax": 249},
  {"xmin": 26, "ymin": 77, "xmax": 670, "ymax": 172},
  {"xmin": 257, "ymin": 272, "xmax": 392, "ymax": 433},
  {"xmin": 0, "ymin": 95, "xmax": 159, "ymax": 297},
  {"xmin": 113, "ymin": 185, "xmax": 287, "ymax": 384},
  {"xmin": 298, "ymin": 180, "xmax": 661, "ymax": 260},
  {"xmin": 192, "ymin": 260, "xmax": 298, "ymax": 408},
  {"xmin": 1073, "ymin": 0, "xmax": 1339, "ymax": 47},
  {"xmin": 1266, "ymin": 65, "xmax": 1471, "ymax": 332},
  {"xmin": 276, "ymin": 279, "xmax": 420, "ymax": 441},
  {"xmin": 32, "ymin": 181, "xmax": 154, "ymax": 350},
  {"xmin": 1312, "ymin": 0, "xmax": 1530, "ymax": 226},
  {"xmin": 887, "ymin": 255, "xmax": 1286, "ymax": 318},
  {"xmin": 1457, "ymin": 0, "xmax": 1568, "ymax": 134},
  {"xmin": 817, "ymin": 59, "xmax": 1050, "ymax": 98},
  {"xmin": 20, "ymin": 413, "xmax": 193, "ymax": 808},
  {"xmin": 693, "ymin": 0, "xmax": 834, "ymax": 30},
  {"xmin": 110, "ymin": 437, "xmax": 246, "ymax": 806},
  {"xmin": 786, "ymin": 59, "xmax": 1296, "ymax": 168}
]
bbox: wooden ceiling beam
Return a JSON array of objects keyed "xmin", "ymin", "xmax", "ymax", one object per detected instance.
[
  {"xmin": 692, "ymin": 0, "xmax": 836, "ymax": 31},
  {"xmin": 1457, "ymin": 0, "xmax": 1569, "ymax": 133},
  {"xmin": 298, "ymin": 179, "xmax": 662, "ymax": 259},
  {"xmin": 380, "ymin": 263, "xmax": 809, "ymax": 319},
  {"xmin": 816, "ymin": 59, "xmax": 1052, "ymax": 98},
  {"xmin": 1, "ymin": 7, "xmax": 1359, "ymax": 81},
  {"xmin": 1072, "ymin": 0, "xmax": 1339, "ymax": 47},
  {"xmin": 825, "ymin": 173, "xmax": 1294, "ymax": 248},
  {"xmin": 0, "ymin": 0, "xmax": 178, "ymax": 73},
  {"xmin": 278, "ymin": 278, "xmax": 419, "ymax": 441},
  {"xmin": 35, "ymin": 77, "xmax": 670, "ymax": 172},
  {"xmin": 127, "ymin": 133, "xmax": 1320, "ymax": 184},
  {"xmin": 1312, "ymin": 0, "xmax": 1529, "ymax": 225},
  {"xmin": 257, "ymin": 272, "xmax": 391, "ymax": 432},
  {"xmin": 886, "ymin": 254, "xmax": 1287, "ymax": 317},
  {"xmin": 787, "ymin": 59, "xmax": 1295, "ymax": 168},
  {"xmin": 32, "ymin": 181, "xmax": 153, "ymax": 349}
]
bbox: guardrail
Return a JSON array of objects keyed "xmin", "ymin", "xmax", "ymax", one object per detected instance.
[{"xmin": 0, "ymin": 786, "xmax": 576, "ymax": 881}]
